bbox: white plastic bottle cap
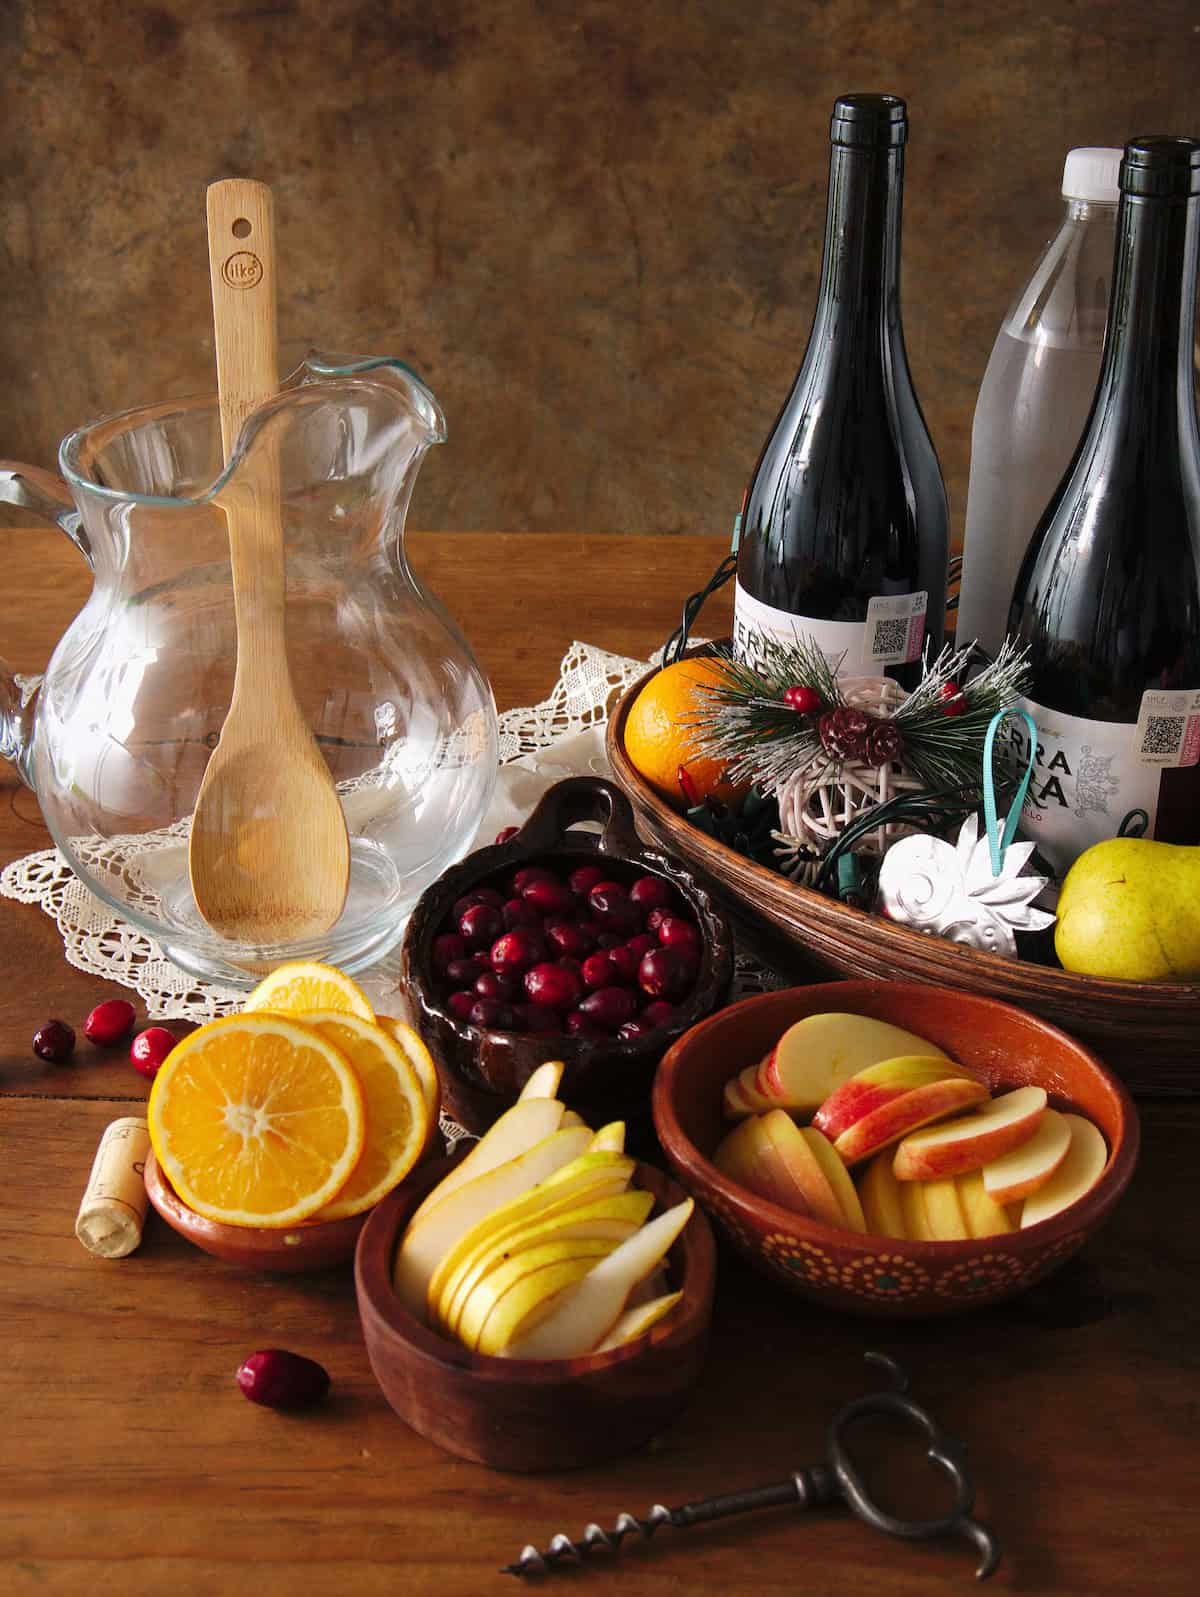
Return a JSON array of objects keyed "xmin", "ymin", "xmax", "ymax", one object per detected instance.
[{"xmin": 1061, "ymin": 147, "xmax": 1122, "ymax": 203}]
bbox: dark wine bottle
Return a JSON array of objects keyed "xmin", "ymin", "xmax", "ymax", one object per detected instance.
[
  {"xmin": 732, "ymin": 93, "xmax": 948, "ymax": 693},
  {"xmin": 1008, "ymin": 136, "xmax": 1200, "ymax": 878}
]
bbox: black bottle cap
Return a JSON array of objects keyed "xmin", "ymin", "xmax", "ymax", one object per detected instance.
[
  {"xmin": 831, "ymin": 94, "xmax": 908, "ymax": 148},
  {"xmin": 1120, "ymin": 136, "xmax": 1200, "ymax": 197}
]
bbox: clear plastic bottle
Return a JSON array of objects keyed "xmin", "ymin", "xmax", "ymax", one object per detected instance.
[{"xmin": 956, "ymin": 147, "xmax": 1121, "ymax": 662}]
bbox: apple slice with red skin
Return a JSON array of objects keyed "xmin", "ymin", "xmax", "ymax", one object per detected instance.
[
  {"xmin": 722, "ymin": 1056, "xmax": 778, "ymax": 1119},
  {"xmin": 758, "ymin": 1112, "xmax": 852, "ymax": 1230},
  {"xmin": 813, "ymin": 1055, "xmax": 974, "ymax": 1144},
  {"xmin": 1020, "ymin": 1114, "xmax": 1108, "ymax": 1228},
  {"xmin": 981, "ymin": 1107, "xmax": 1072, "ymax": 1206},
  {"xmin": 754, "ymin": 1013, "xmax": 950, "ymax": 1112},
  {"xmin": 892, "ymin": 1086, "xmax": 1048, "ymax": 1182},
  {"xmin": 713, "ymin": 1115, "xmax": 815, "ymax": 1218},
  {"xmin": 796, "ymin": 1124, "xmax": 866, "ymax": 1233},
  {"xmin": 833, "ymin": 1075, "xmax": 991, "ymax": 1168}
]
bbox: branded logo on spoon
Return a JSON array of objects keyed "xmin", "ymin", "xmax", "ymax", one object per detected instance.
[{"xmin": 222, "ymin": 250, "xmax": 264, "ymax": 289}]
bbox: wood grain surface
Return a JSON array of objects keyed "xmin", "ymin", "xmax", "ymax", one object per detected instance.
[{"xmin": 3, "ymin": 533, "xmax": 1198, "ymax": 1596}]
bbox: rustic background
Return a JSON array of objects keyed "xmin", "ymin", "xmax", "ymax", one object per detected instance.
[{"xmin": 2, "ymin": 0, "xmax": 1198, "ymax": 550}]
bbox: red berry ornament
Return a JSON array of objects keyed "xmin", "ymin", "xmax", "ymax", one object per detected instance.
[
  {"xmin": 130, "ymin": 1027, "xmax": 176, "ymax": 1080},
  {"xmin": 783, "ymin": 685, "xmax": 822, "ymax": 713}
]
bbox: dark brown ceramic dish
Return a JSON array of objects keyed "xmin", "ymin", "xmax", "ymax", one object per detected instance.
[
  {"xmin": 400, "ymin": 776, "xmax": 734, "ymax": 1134},
  {"xmin": 652, "ymin": 981, "xmax": 1139, "ymax": 1319},
  {"xmin": 143, "ymin": 1150, "xmax": 368, "ymax": 1272},
  {"xmin": 354, "ymin": 1155, "xmax": 716, "ymax": 1471},
  {"xmin": 607, "ymin": 661, "xmax": 1200, "ymax": 1095}
]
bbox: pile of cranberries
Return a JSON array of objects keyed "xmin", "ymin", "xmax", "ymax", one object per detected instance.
[{"xmin": 432, "ymin": 860, "xmax": 704, "ymax": 1041}]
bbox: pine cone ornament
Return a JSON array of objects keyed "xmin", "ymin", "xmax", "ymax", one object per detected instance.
[
  {"xmin": 818, "ymin": 706, "xmax": 872, "ymax": 761},
  {"xmin": 863, "ymin": 718, "xmax": 904, "ymax": 767}
]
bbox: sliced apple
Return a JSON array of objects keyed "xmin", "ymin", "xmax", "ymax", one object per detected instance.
[
  {"xmin": 758, "ymin": 1113, "xmax": 849, "ymax": 1229},
  {"xmin": 892, "ymin": 1086, "xmax": 1048, "ymax": 1182},
  {"xmin": 813, "ymin": 1056, "xmax": 972, "ymax": 1142},
  {"xmin": 393, "ymin": 1124, "xmax": 592, "ymax": 1315},
  {"xmin": 713, "ymin": 1115, "xmax": 814, "ymax": 1216},
  {"xmin": 898, "ymin": 1178, "xmax": 933, "ymax": 1241},
  {"xmin": 798, "ymin": 1125, "xmax": 867, "ymax": 1233},
  {"xmin": 498, "ymin": 1199, "xmax": 694, "ymax": 1360},
  {"xmin": 833, "ymin": 1075, "xmax": 991, "ymax": 1168},
  {"xmin": 723, "ymin": 1059, "xmax": 777, "ymax": 1119},
  {"xmin": 409, "ymin": 1095, "xmax": 566, "ymax": 1225},
  {"xmin": 594, "ymin": 1290, "xmax": 683, "ymax": 1353},
  {"xmin": 956, "ymin": 1170, "xmax": 1015, "ymax": 1238},
  {"xmin": 982, "ymin": 1107, "xmax": 1072, "ymax": 1206},
  {"xmin": 756, "ymin": 1013, "xmax": 950, "ymax": 1111},
  {"xmin": 1020, "ymin": 1114, "xmax": 1108, "ymax": 1228},
  {"xmin": 921, "ymin": 1177, "xmax": 969, "ymax": 1241},
  {"xmin": 859, "ymin": 1151, "xmax": 907, "ymax": 1239}
]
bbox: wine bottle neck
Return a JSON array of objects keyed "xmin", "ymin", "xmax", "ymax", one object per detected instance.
[{"xmin": 814, "ymin": 142, "xmax": 904, "ymax": 332}]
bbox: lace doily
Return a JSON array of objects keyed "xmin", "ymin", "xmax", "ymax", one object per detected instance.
[{"xmin": 2, "ymin": 640, "xmax": 783, "ymax": 1030}]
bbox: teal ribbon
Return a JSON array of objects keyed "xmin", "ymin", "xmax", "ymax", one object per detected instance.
[{"xmin": 982, "ymin": 707, "xmax": 1039, "ymax": 878}]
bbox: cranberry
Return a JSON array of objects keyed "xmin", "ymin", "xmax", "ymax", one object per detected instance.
[
  {"xmin": 589, "ymin": 886, "xmax": 641, "ymax": 934},
  {"xmin": 453, "ymin": 887, "xmax": 504, "ymax": 919},
  {"xmin": 524, "ymin": 962, "xmax": 582, "ymax": 1011},
  {"xmin": 447, "ymin": 991, "xmax": 476, "ymax": 1022},
  {"xmin": 502, "ymin": 896, "xmax": 542, "ymax": 930},
  {"xmin": 521, "ymin": 874, "xmax": 571, "ymax": 915},
  {"xmin": 512, "ymin": 865, "xmax": 557, "ymax": 895},
  {"xmin": 641, "ymin": 1000, "xmax": 676, "ymax": 1028},
  {"xmin": 513, "ymin": 1002, "xmax": 560, "ymax": 1035},
  {"xmin": 578, "ymin": 986, "xmax": 637, "ymax": 1031},
  {"xmin": 556, "ymin": 956, "xmax": 584, "ymax": 979},
  {"xmin": 657, "ymin": 915, "xmax": 701, "ymax": 952},
  {"xmin": 604, "ymin": 944, "xmax": 639, "ymax": 984},
  {"xmin": 545, "ymin": 917, "xmax": 597, "ymax": 958},
  {"xmin": 625, "ymin": 932, "xmax": 658, "ymax": 962},
  {"xmin": 83, "ymin": 998, "xmax": 137, "ymax": 1047},
  {"xmin": 432, "ymin": 932, "xmax": 467, "ymax": 973},
  {"xmin": 565, "ymin": 1010, "xmax": 604, "ymax": 1038},
  {"xmin": 596, "ymin": 931, "xmax": 624, "ymax": 950},
  {"xmin": 629, "ymin": 875, "xmax": 675, "ymax": 913},
  {"xmin": 236, "ymin": 1348, "xmax": 330, "ymax": 1410},
  {"xmin": 617, "ymin": 1019, "xmax": 653, "ymax": 1041},
  {"xmin": 646, "ymin": 907, "xmax": 671, "ymax": 934},
  {"xmin": 581, "ymin": 950, "xmax": 617, "ymax": 990},
  {"xmin": 459, "ymin": 903, "xmax": 504, "ymax": 947},
  {"xmin": 130, "ymin": 1026, "xmax": 177, "ymax": 1079},
  {"xmin": 568, "ymin": 863, "xmax": 608, "ymax": 898},
  {"xmin": 32, "ymin": 1019, "xmax": 75, "ymax": 1063},
  {"xmin": 638, "ymin": 947, "xmax": 694, "ymax": 1001},
  {"xmin": 469, "ymin": 998, "xmax": 516, "ymax": 1030},
  {"xmin": 493, "ymin": 826, "xmax": 520, "ymax": 844},
  {"xmin": 784, "ymin": 684, "xmax": 822, "ymax": 713},
  {"xmin": 446, "ymin": 953, "xmax": 490, "ymax": 986},
  {"xmin": 491, "ymin": 928, "xmax": 547, "ymax": 975},
  {"xmin": 475, "ymin": 970, "xmax": 518, "ymax": 1002}
]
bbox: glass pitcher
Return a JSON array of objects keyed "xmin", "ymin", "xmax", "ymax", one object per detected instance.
[{"xmin": 0, "ymin": 354, "xmax": 498, "ymax": 986}]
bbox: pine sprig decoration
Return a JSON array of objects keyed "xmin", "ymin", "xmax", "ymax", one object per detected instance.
[{"xmin": 891, "ymin": 637, "xmax": 1033, "ymax": 791}]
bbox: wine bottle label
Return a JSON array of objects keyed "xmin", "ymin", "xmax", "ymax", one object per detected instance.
[
  {"xmin": 1132, "ymin": 687, "xmax": 1200, "ymax": 768},
  {"xmin": 1010, "ymin": 698, "xmax": 1164, "ymax": 877},
  {"xmin": 733, "ymin": 581, "xmax": 927, "ymax": 675}
]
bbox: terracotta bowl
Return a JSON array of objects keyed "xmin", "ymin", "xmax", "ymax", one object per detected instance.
[
  {"xmin": 143, "ymin": 1150, "xmax": 368, "ymax": 1273},
  {"xmin": 401, "ymin": 775, "xmax": 734, "ymax": 1135},
  {"xmin": 607, "ymin": 660, "xmax": 1200, "ymax": 1095},
  {"xmin": 652, "ymin": 981, "xmax": 1139, "ymax": 1320},
  {"xmin": 354, "ymin": 1155, "xmax": 716, "ymax": 1471}
]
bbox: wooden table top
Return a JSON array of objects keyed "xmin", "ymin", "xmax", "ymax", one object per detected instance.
[{"xmin": 2, "ymin": 528, "xmax": 1197, "ymax": 1597}]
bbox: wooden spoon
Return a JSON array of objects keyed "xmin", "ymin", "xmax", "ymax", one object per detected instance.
[{"xmin": 188, "ymin": 178, "xmax": 350, "ymax": 945}]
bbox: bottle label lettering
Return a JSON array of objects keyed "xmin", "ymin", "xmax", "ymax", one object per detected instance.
[
  {"xmin": 1132, "ymin": 687, "xmax": 1200, "ymax": 768},
  {"xmin": 1009, "ymin": 698, "xmax": 1163, "ymax": 877},
  {"xmin": 733, "ymin": 581, "xmax": 926, "ymax": 675}
]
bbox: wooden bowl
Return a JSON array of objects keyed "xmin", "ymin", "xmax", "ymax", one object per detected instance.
[
  {"xmin": 354, "ymin": 1156, "xmax": 716, "ymax": 1471},
  {"xmin": 400, "ymin": 776, "xmax": 734, "ymax": 1135},
  {"xmin": 652, "ymin": 981, "xmax": 1139, "ymax": 1319},
  {"xmin": 143, "ymin": 1150, "xmax": 368, "ymax": 1273},
  {"xmin": 608, "ymin": 661, "xmax": 1200, "ymax": 1095}
]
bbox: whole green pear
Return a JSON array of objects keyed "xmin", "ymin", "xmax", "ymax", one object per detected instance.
[{"xmin": 1055, "ymin": 838, "xmax": 1200, "ymax": 981}]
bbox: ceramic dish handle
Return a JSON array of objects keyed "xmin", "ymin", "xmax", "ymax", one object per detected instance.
[{"xmin": 513, "ymin": 776, "xmax": 645, "ymax": 858}]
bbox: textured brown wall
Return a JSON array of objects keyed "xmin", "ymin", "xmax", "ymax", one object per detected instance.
[{"xmin": 2, "ymin": 0, "xmax": 1198, "ymax": 544}]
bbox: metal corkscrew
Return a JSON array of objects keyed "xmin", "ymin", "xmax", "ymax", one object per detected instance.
[{"xmin": 502, "ymin": 1352, "xmax": 1001, "ymax": 1581}]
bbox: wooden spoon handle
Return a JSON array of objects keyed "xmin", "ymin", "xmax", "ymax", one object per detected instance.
[{"xmin": 206, "ymin": 179, "xmax": 278, "ymax": 462}]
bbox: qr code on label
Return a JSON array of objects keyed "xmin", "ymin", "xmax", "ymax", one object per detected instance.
[
  {"xmin": 871, "ymin": 618, "xmax": 909, "ymax": 658},
  {"xmin": 1140, "ymin": 716, "xmax": 1185, "ymax": 758}
]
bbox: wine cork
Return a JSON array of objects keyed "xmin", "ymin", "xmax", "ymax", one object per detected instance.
[{"xmin": 75, "ymin": 1117, "xmax": 152, "ymax": 1259}]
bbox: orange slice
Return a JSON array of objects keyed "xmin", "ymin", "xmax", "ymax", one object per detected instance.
[
  {"xmin": 147, "ymin": 1014, "xmax": 365, "ymax": 1228},
  {"xmin": 305, "ymin": 1012, "xmax": 431, "ymax": 1221},
  {"xmin": 243, "ymin": 960, "xmax": 375, "ymax": 1021},
  {"xmin": 377, "ymin": 1014, "xmax": 440, "ymax": 1124}
]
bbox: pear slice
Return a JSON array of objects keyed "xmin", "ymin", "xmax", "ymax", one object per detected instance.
[
  {"xmin": 436, "ymin": 1187, "xmax": 653, "ymax": 1337},
  {"xmin": 519, "ymin": 1061, "xmax": 566, "ymax": 1100},
  {"xmin": 496, "ymin": 1199, "xmax": 694, "ymax": 1360},
  {"xmin": 559, "ymin": 1109, "xmax": 587, "ymax": 1129},
  {"xmin": 594, "ymin": 1290, "xmax": 683, "ymax": 1353},
  {"xmin": 393, "ymin": 1125, "xmax": 591, "ymax": 1315},
  {"xmin": 409, "ymin": 1096, "xmax": 566, "ymax": 1226},
  {"xmin": 588, "ymin": 1121, "xmax": 626, "ymax": 1153},
  {"xmin": 860, "ymin": 1151, "xmax": 907, "ymax": 1239},
  {"xmin": 458, "ymin": 1238, "xmax": 619, "ymax": 1351}
]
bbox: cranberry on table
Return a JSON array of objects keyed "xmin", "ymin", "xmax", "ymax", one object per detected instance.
[
  {"xmin": 490, "ymin": 928, "xmax": 547, "ymax": 975},
  {"xmin": 83, "ymin": 998, "xmax": 136, "ymax": 1047},
  {"xmin": 459, "ymin": 902, "xmax": 504, "ymax": 947},
  {"xmin": 629, "ymin": 874, "xmax": 675, "ymax": 913},
  {"xmin": 657, "ymin": 915, "xmax": 701, "ymax": 951},
  {"xmin": 33, "ymin": 1020, "xmax": 75, "ymax": 1063},
  {"xmin": 545, "ymin": 917, "xmax": 596, "ymax": 958},
  {"xmin": 645, "ymin": 907, "xmax": 671, "ymax": 934},
  {"xmin": 130, "ymin": 1027, "xmax": 177, "ymax": 1079},
  {"xmin": 568, "ymin": 863, "xmax": 608, "ymax": 898},
  {"xmin": 236, "ymin": 1348, "xmax": 330, "ymax": 1410},
  {"xmin": 638, "ymin": 945, "xmax": 695, "ymax": 1001},
  {"xmin": 595, "ymin": 931, "xmax": 624, "ymax": 950},
  {"xmin": 603, "ymin": 944, "xmax": 639, "ymax": 984},
  {"xmin": 641, "ymin": 1000, "xmax": 676, "ymax": 1028},
  {"xmin": 578, "ymin": 986, "xmax": 637, "ymax": 1031},
  {"xmin": 524, "ymin": 962, "xmax": 582, "ymax": 1010}
]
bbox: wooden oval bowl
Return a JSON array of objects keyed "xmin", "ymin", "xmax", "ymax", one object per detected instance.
[
  {"xmin": 143, "ymin": 1150, "xmax": 368, "ymax": 1273},
  {"xmin": 607, "ymin": 661, "xmax": 1200, "ymax": 1095},
  {"xmin": 652, "ymin": 981, "xmax": 1139, "ymax": 1319},
  {"xmin": 354, "ymin": 1155, "xmax": 716, "ymax": 1471},
  {"xmin": 401, "ymin": 776, "xmax": 734, "ymax": 1135}
]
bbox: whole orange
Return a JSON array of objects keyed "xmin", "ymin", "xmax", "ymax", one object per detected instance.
[{"xmin": 622, "ymin": 658, "xmax": 745, "ymax": 808}]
